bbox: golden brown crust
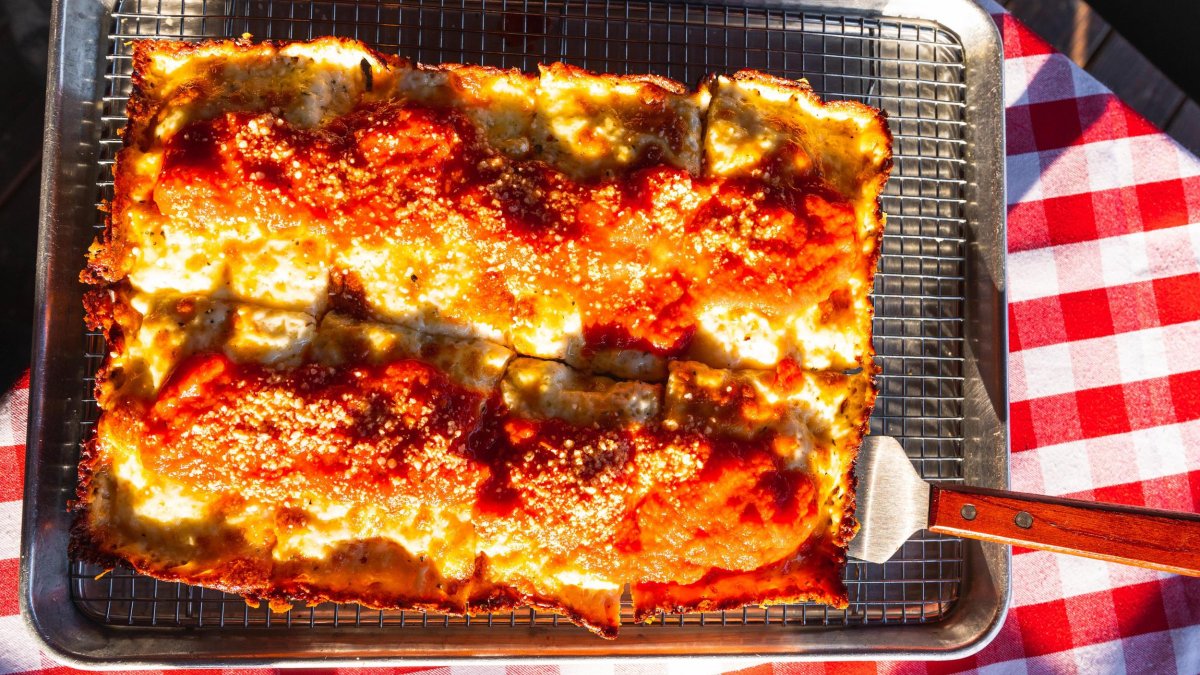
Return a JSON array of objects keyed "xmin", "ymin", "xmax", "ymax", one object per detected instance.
[
  {"xmin": 76, "ymin": 36, "xmax": 890, "ymax": 639},
  {"xmin": 630, "ymin": 537, "xmax": 849, "ymax": 621}
]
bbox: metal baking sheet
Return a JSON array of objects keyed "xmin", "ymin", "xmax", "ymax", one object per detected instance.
[{"xmin": 22, "ymin": 0, "xmax": 1008, "ymax": 664}]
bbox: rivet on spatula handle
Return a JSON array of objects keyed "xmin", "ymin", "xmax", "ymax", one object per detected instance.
[{"xmin": 928, "ymin": 485, "xmax": 1200, "ymax": 577}]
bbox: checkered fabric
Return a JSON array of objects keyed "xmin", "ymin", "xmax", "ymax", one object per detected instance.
[{"xmin": 4, "ymin": 1, "xmax": 1200, "ymax": 672}]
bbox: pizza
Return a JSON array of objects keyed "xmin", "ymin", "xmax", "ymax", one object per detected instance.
[{"xmin": 75, "ymin": 36, "xmax": 891, "ymax": 638}]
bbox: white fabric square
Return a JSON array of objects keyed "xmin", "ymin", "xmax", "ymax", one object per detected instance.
[
  {"xmin": 1188, "ymin": 222, "xmax": 1200, "ymax": 274},
  {"xmin": 1068, "ymin": 62, "xmax": 1114, "ymax": 103},
  {"xmin": 1129, "ymin": 134, "xmax": 1183, "ymax": 185},
  {"xmin": 1144, "ymin": 226, "xmax": 1200, "ymax": 282},
  {"xmin": 1054, "ymin": 239, "xmax": 1105, "ymax": 297},
  {"xmin": 1174, "ymin": 625, "xmax": 1200, "ymax": 675},
  {"xmin": 1071, "ymin": 638, "xmax": 1128, "ymax": 675},
  {"xmin": 1163, "ymin": 322, "xmax": 1200, "ymax": 374},
  {"xmin": 1106, "ymin": 559, "xmax": 1169, "ymax": 591},
  {"xmin": 1114, "ymin": 326, "xmax": 1169, "ymax": 385},
  {"xmin": 1012, "ymin": 551, "xmax": 1065, "ymax": 608},
  {"xmin": 1040, "ymin": 145, "xmax": 1092, "ymax": 200},
  {"xmin": 1026, "ymin": 651, "xmax": 1083, "ymax": 675},
  {"xmin": 1086, "ymin": 433, "xmax": 1143, "ymax": 491},
  {"xmin": 1118, "ymin": 631, "xmax": 1184, "ymax": 675},
  {"xmin": 1069, "ymin": 335, "xmax": 1120, "ymax": 392},
  {"xmin": 1099, "ymin": 232, "xmax": 1151, "ymax": 295},
  {"xmin": 1038, "ymin": 438, "xmax": 1096, "ymax": 496},
  {"xmin": 1009, "ymin": 246, "xmax": 1061, "ymax": 303},
  {"xmin": 1011, "ymin": 450, "xmax": 1046, "ymax": 494},
  {"xmin": 1026, "ymin": 54, "xmax": 1081, "ymax": 106},
  {"xmin": 0, "ymin": 615, "xmax": 46, "ymax": 674},
  {"xmin": 0, "ymin": 501, "xmax": 20, "ymax": 560},
  {"xmin": 0, "ymin": 396, "xmax": 17, "ymax": 447},
  {"xmin": 1007, "ymin": 150, "xmax": 1045, "ymax": 205},
  {"xmin": 1055, "ymin": 553, "xmax": 1114, "ymax": 600},
  {"xmin": 1175, "ymin": 143, "xmax": 1200, "ymax": 179},
  {"xmin": 1011, "ymin": 341, "xmax": 1073, "ymax": 401},
  {"xmin": 978, "ymin": 659, "xmax": 1030, "ymax": 675},
  {"xmin": 1004, "ymin": 56, "xmax": 1039, "ymax": 108},
  {"xmin": 1132, "ymin": 424, "xmax": 1189, "ymax": 483},
  {"xmin": 1083, "ymin": 138, "xmax": 1136, "ymax": 193}
]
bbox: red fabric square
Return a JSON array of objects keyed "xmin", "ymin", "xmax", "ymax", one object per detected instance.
[
  {"xmin": 1091, "ymin": 184, "xmax": 1145, "ymax": 240},
  {"xmin": 1122, "ymin": 104, "xmax": 1163, "ymax": 140},
  {"xmin": 0, "ymin": 440, "xmax": 24, "ymax": 503},
  {"xmin": 1015, "ymin": 599, "xmax": 1075, "ymax": 657},
  {"xmin": 1074, "ymin": 385, "xmax": 1130, "ymax": 441},
  {"xmin": 1075, "ymin": 95, "xmax": 1127, "ymax": 145},
  {"xmin": 0, "ymin": 558, "xmax": 17, "ymax": 616},
  {"xmin": 1072, "ymin": 94, "xmax": 1160, "ymax": 146},
  {"xmin": 1018, "ymin": 391, "xmax": 1086, "ymax": 450},
  {"xmin": 1168, "ymin": 370, "xmax": 1200, "ymax": 424},
  {"xmin": 1106, "ymin": 280, "xmax": 1161, "ymax": 335},
  {"xmin": 1090, "ymin": 480, "xmax": 1148, "ymax": 509},
  {"xmin": 999, "ymin": 14, "xmax": 1054, "ymax": 59},
  {"xmin": 1123, "ymin": 376, "xmax": 1180, "ymax": 432},
  {"xmin": 1006, "ymin": 105, "xmax": 1036, "ymax": 156},
  {"xmin": 727, "ymin": 667, "xmax": 778, "ymax": 675},
  {"xmin": 1007, "ymin": 198, "xmax": 1050, "ymax": 253},
  {"xmin": 1152, "ymin": 273, "xmax": 1200, "ymax": 327},
  {"xmin": 1063, "ymin": 591, "xmax": 1120, "ymax": 646},
  {"xmin": 923, "ymin": 657, "xmax": 978, "ymax": 675},
  {"xmin": 1186, "ymin": 175, "xmax": 1200, "ymax": 223},
  {"xmin": 1028, "ymin": 98, "xmax": 1084, "ymax": 152},
  {"xmin": 1043, "ymin": 192, "xmax": 1099, "ymax": 247},
  {"xmin": 1139, "ymin": 472, "xmax": 1196, "ymax": 512},
  {"xmin": 974, "ymin": 611, "xmax": 1031, "ymax": 665},
  {"xmin": 1009, "ymin": 302, "xmax": 1023, "ymax": 353},
  {"xmin": 1112, "ymin": 582, "xmax": 1171, "ymax": 637},
  {"xmin": 1010, "ymin": 295, "xmax": 1067, "ymax": 352},
  {"xmin": 1010, "ymin": 399, "xmax": 1037, "ymax": 453},
  {"xmin": 1059, "ymin": 288, "xmax": 1114, "ymax": 342},
  {"xmin": 1136, "ymin": 179, "xmax": 1191, "ymax": 232},
  {"xmin": 1160, "ymin": 575, "xmax": 1200, "ymax": 629}
]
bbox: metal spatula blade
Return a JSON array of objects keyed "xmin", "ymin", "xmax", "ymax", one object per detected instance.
[
  {"xmin": 848, "ymin": 435, "xmax": 1200, "ymax": 576},
  {"xmin": 848, "ymin": 436, "xmax": 930, "ymax": 564}
]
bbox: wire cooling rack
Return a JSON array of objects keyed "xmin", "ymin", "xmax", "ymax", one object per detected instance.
[{"xmin": 72, "ymin": 0, "xmax": 968, "ymax": 632}]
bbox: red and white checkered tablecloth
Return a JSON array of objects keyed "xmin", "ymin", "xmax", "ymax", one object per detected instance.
[{"xmin": 4, "ymin": 0, "xmax": 1200, "ymax": 672}]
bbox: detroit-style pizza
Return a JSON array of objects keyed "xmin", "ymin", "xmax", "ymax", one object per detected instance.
[{"xmin": 75, "ymin": 37, "xmax": 891, "ymax": 637}]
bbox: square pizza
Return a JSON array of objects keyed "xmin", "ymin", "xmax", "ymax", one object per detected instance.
[{"xmin": 75, "ymin": 37, "xmax": 892, "ymax": 638}]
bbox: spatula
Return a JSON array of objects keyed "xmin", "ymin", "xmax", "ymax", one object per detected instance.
[{"xmin": 849, "ymin": 436, "xmax": 1200, "ymax": 576}]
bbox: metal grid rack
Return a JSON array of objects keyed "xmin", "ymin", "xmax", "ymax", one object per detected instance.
[{"xmin": 71, "ymin": 0, "xmax": 968, "ymax": 632}]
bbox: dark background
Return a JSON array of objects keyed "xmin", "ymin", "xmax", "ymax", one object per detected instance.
[
  {"xmin": 0, "ymin": 0, "xmax": 47, "ymax": 391},
  {"xmin": 0, "ymin": 0, "xmax": 1197, "ymax": 393}
]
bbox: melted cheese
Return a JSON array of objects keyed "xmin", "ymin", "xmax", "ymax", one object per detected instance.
[
  {"xmin": 312, "ymin": 312, "xmax": 514, "ymax": 392},
  {"xmin": 391, "ymin": 64, "xmax": 537, "ymax": 158},
  {"xmin": 226, "ymin": 236, "xmax": 330, "ymax": 315},
  {"xmin": 140, "ymin": 38, "xmax": 396, "ymax": 142},
  {"xmin": 502, "ymin": 357, "xmax": 660, "ymax": 425},
  {"xmin": 224, "ymin": 305, "xmax": 316, "ymax": 367},
  {"xmin": 532, "ymin": 62, "xmax": 707, "ymax": 178},
  {"xmin": 125, "ymin": 216, "xmax": 229, "ymax": 297},
  {"xmin": 332, "ymin": 244, "xmax": 507, "ymax": 346}
]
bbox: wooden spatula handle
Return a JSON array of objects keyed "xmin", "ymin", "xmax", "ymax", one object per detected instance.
[{"xmin": 928, "ymin": 485, "xmax": 1200, "ymax": 577}]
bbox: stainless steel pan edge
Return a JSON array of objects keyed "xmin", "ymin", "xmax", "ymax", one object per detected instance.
[{"xmin": 21, "ymin": 0, "xmax": 1008, "ymax": 665}]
